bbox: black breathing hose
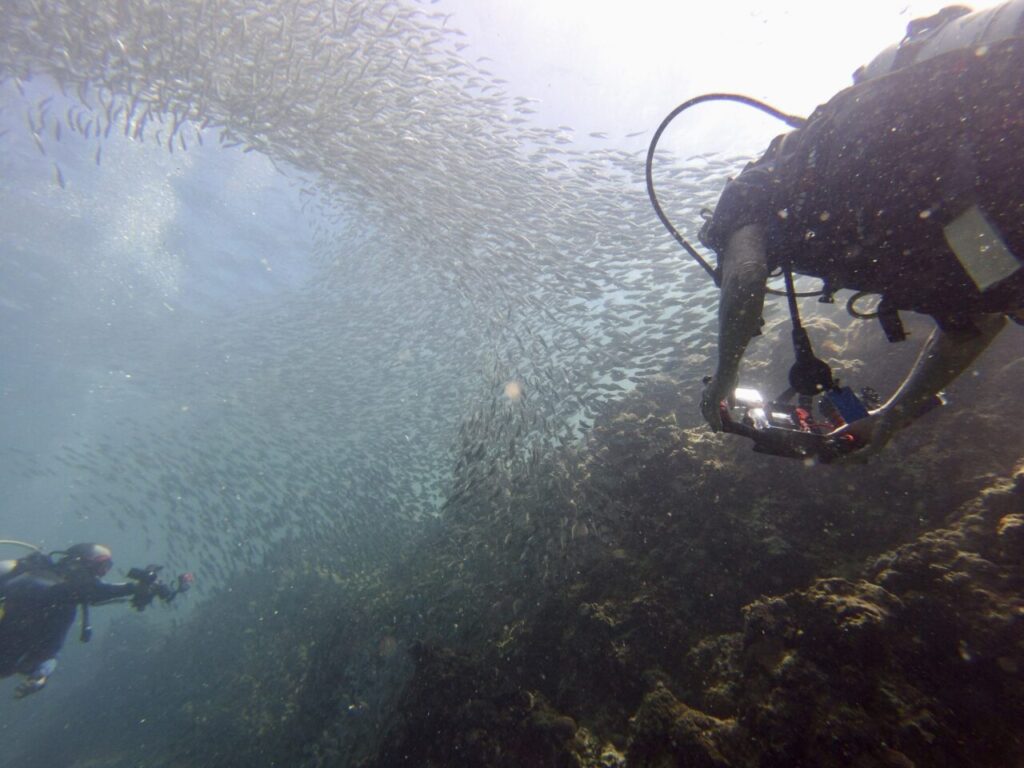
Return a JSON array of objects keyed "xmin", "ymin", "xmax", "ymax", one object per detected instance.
[
  {"xmin": 645, "ymin": 92, "xmax": 816, "ymax": 297},
  {"xmin": 647, "ymin": 93, "xmax": 841, "ymax": 396}
]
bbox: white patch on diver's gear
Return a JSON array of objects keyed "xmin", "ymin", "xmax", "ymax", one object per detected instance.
[{"xmin": 943, "ymin": 204, "xmax": 1022, "ymax": 292}]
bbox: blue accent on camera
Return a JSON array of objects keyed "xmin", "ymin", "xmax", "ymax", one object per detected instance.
[{"xmin": 824, "ymin": 387, "xmax": 869, "ymax": 423}]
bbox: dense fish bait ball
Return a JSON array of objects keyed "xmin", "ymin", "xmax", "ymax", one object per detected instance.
[{"xmin": 0, "ymin": 0, "xmax": 740, "ymax": 574}]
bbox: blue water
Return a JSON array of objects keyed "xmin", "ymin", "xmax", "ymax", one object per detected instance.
[{"xmin": 1, "ymin": 78, "xmax": 316, "ymax": 558}]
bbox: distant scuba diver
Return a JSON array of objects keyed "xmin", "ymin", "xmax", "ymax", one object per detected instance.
[
  {"xmin": 0, "ymin": 541, "xmax": 193, "ymax": 698},
  {"xmin": 647, "ymin": 2, "xmax": 1024, "ymax": 462}
]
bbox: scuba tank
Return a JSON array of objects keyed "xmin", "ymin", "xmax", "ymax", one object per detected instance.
[
  {"xmin": 854, "ymin": 0, "xmax": 1024, "ymax": 83},
  {"xmin": 0, "ymin": 541, "xmax": 46, "ymax": 624},
  {"xmin": 0, "ymin": 541, "xmax": 45, "ymax": 585}
]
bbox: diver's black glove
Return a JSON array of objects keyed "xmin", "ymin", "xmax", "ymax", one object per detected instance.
[
  {"xmin": 131, "ymin": 580, "xmax": 175, "ymax": 610},
  {"xmin": 701, "ymin": 375, "xmax": 734, "ymax": 432},
  {"xmin": 130, "ymin": 582, "xmax": 153, "ymax": 611},
  {"xmin": 128, "ymin": 565, "xmax": 164, "ymax": 610}
]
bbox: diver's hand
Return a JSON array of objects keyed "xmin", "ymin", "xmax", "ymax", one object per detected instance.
[
  {"xmin": 828, "ymin": 409, "xmax": 898, "ymax": 464},
  {"xmin": 700, "ymin": 375, "xmax": 734, "ymax": 432},
  {"xmin": 131, "ymin": 579, "xmax": 163, "ymax": 610},
  {"xmin": 15, "ymin": 675, "xmax": 47, "ymax": 699}
]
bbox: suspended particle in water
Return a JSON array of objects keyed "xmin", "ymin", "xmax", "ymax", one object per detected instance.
[
  {"xmin": 504, "ymin": 381, "xmax": 522, "ymax": 401},
  {"xmin": 379, "ymin": 635, "xmax": 398, "ymax": 658}
]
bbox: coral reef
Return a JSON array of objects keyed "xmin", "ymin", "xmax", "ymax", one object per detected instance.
[
  {"xmin": 371, "ymin": 463, "xmax": 1023, "ymax": 768},
  {"xmin": 634, "ymin": 465, "xmax": 1023, "ymax": 767}
]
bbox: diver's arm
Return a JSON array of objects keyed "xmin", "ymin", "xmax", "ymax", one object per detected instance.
[
  {"xmin": 886, "ymin": 315, "xmax": 1006, "ymax": 422},
  {"xmin": 841, "ymin": 314, "xmax": 1006, "ymax": 454},
  {"xmin": 888, "ymin": 317, "xmax": 999, "ymax": 421},
  {"xmin": 81, "ymin": 580, "xmax": 138, "ymax": 605},
  {"xmin": 702, "ymin": 224, "xmax": 769, "ymax": 430},
  {"xmin": 717, "ymin": 224, "xmax": 769, "ymax": 384}
]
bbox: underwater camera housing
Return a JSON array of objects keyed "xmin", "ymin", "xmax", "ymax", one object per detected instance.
[
  {"xmin": 719, "ymin": 385, "xmax": 876, "ymax": 462},
  {"xmin": 127, "ymin": 565, "xmax": 162, "ymax": 585},
  {"xmin": 127, "ymin": 565, "xmax": 193, "ymax": 609}
]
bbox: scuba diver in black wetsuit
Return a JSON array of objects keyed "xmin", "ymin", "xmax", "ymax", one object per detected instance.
[
  {"xmin": 700, "ymin": 2, "xmax": 1024, "ymax": 460},
  {"xmin": 648, "ymin": 2, "xmax": 1024, "ymax": 462},
  {"xmin": 0, "ymin": 542, "xmax": 193, "ymax": 698}
]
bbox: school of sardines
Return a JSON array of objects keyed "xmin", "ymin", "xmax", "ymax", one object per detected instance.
[{"xmin": 0, "ymin": 0, "xmax": 743, "ymax": 582}]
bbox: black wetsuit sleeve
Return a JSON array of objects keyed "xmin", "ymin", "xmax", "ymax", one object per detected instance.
[
  {"xmin": 12, "ymin": 578, "xmax": 135, "ymax": 606},
  {"xmin": 79, "ymin": 580, "xmax": 137, "ymax": 604},
  {"xmin": 702, "ymin": 134, "xmax": 788, "ymax": 256}
]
